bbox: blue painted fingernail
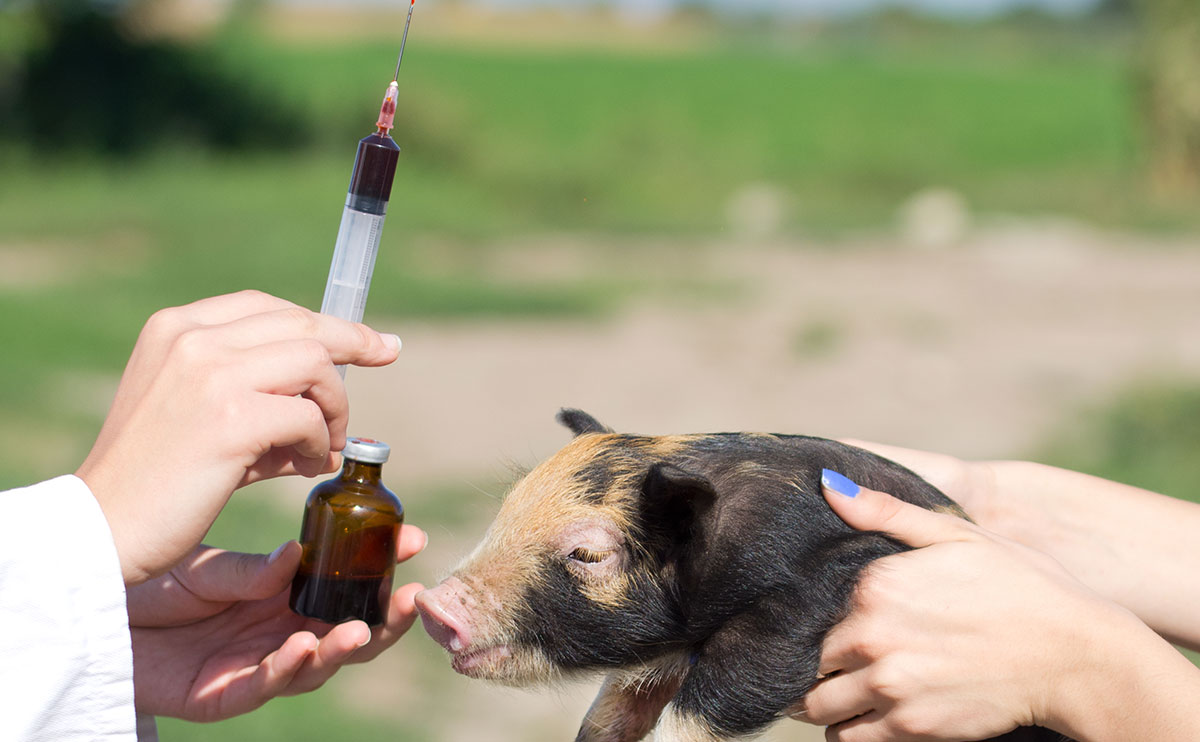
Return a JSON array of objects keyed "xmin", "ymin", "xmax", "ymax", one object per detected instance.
[{"xmin": 821, "ymin": 469, "xmax": 860, "ymax": 497}]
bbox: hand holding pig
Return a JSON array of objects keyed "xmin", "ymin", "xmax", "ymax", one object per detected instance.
[
  {"xmin": 839, "ymin": 440, "xmax": 1200, "ymax": 652},
  {"xmin": 805, "ymin": 474, "xmax": 1200, "ymax": 742}
]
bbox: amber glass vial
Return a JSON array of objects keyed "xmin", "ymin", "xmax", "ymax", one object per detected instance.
[{"xmin": 290, "ymin": 437, "xmax": 403, "ymax": 626}]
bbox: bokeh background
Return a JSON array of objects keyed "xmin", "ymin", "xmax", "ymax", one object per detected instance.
[{"xmin": 2, "ymin": 0, "xmax": 1199, "ymax": 739}]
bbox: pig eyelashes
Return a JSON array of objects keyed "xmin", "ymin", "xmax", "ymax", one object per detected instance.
[{"xmin": 568, "ymin": 547, "xmax": 614, "ymax": 564}]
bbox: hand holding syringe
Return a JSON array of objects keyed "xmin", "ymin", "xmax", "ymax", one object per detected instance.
[{"xmin": 322, "ymin": 0, "xmax": 416, "ymax": 374}]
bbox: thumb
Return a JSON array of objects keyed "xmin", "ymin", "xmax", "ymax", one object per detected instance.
[
  {"xmin": 820, "ymin": 468, "xmax": 971, "ymax": 549},
  {"xmin": 178, "ymin": 541, "xmax": 302, "ymax": 602}
]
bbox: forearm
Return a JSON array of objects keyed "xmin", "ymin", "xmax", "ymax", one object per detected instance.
[{"xmin": 980, "ymin": 460, "xmax": 1200, "ymax": 649}]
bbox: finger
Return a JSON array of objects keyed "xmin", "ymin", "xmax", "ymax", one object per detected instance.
[
  {"xmin": 818, "ymin": 619, "xmax": 875, "ymax": 678},
  {"xmin": 177, "ymin": 542, "xmax": 302, "ymax": 603},
  {"xmin": 248, "ymin": 393, "xmax": 333, "ymax": 464},
  {"xmin": 136, "ymin": 292, "xmax": 301, "ymax": 356},
  {"xmin": 245, "ymin": 631, "xmax": 320, "ymax": 705},
  {"xmin": 283, "ymin": 621, "xmax": 372, "ymax": 695},
  {"xmin": 288, "ymin": 447, "xmax": 338, "ymax": 479},
  {"xmin": 240, "ymin": 449, "xmax": 340, "ymax": 487},
  {"xmin": 206, "ymin": 307, "xmax": 400, "ymax": 367},
  {"xmin": 221, "ymin": 339, "xmax": 349, "ymax": 441},
  {"xmin": 108, "ymin": 292, "xmax": 304, "ymax": 421},
  {"xmin": 396, "ymin": 526, "xmax": 428, "ymax": 563},
  {"xmin": 802, "ymin": 671, "xmax": 876, "ymax": 726},
  {"xmin": 820, "ymin": 469, "xmax": 974, "ymax": 549},
  {"xmin": 176, "ymin": 291, "xmax": 302, "ymax": 328},
  {"xmin": 350, "ymin": 582, "xmax": 424, "ymax": 663},
  {"xmin": 825, "ymin": 710, "xmax": 889, "ymax": 742}
]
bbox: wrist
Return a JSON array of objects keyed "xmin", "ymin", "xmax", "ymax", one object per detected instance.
[
  {"xmin": 1033, "ymin": 600, "xmax": 1135, "ymax": 737},
  {"xmin": 957, "ymin": 458, "xmax": 1024, "ymax": 534},
  {"xmin": 969, "ymin": 460, "xmax": 1060, "ymax": 543},
  {"xmin": 77, "ymin": 460, "xmax": 153, "ymax": 587},
  {"xmin": 1039, "ymin": 603, "xmax": 1200, "ymax": 741}
]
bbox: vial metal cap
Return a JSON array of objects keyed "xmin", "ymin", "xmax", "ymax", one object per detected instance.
[{"xmin": 343, "ymin": 437, "xmax": 390, "ymax": 465}]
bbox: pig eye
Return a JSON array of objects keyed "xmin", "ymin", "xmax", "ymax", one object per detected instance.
[{"xmin": 568, "ymin": 547, "xmax": 612, "ymax": 564}]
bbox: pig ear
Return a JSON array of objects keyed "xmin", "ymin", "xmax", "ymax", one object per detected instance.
[
  {"xmin": 639, "ymin": 463, "xmax": 716, "ymax": 552},
  {"xmin": 557, "ymin": 408, "xmax": 614, "ymax": 437}
]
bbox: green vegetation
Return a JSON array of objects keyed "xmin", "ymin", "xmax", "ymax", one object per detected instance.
[
  {"xmin": 0, "ymin": 17, "xmax": 1165, "ymax": 434},
  {"xmin": 1037, "ymin": 381, "xmax": 1200, "ymax": 505},
  {"xmin": 791, "ymin": 318, "xmax": 843, "ymax": 359},
  {"xmin": 201, "ymin": 27, "xmax": 1150, "ymax": 235},
  {"xmin": 4, "ymin": 21, "xmax": 1153, "ymax": 234},
  {"xmin": 156, "ymin": 692, "xmax": 421, "ymax": 742}
]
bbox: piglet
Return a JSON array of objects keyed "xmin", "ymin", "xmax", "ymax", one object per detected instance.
[{"xmin": 416, "ymin": 410, "xmax": 1065, "ymax": 742}]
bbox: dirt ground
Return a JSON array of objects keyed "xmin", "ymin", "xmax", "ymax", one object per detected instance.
[
  {"xmin": 344, "ymin": 223, "xmax": 1200, "ymax": 487},
  {"xmin": 273, "ymin": 224, "xmax": 1200, "ymax": 742}
]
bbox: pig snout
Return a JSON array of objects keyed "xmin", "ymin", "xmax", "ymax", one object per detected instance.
[
  {"xmin": 415, "ymin": 576, "xmax": 518, "ymax": 678},
  {"xmin": 414, "ymin": 577, "xmax": 474, "ymax": 653}
]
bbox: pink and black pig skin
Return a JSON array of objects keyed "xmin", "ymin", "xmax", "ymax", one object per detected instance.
[{"xmin": 415, "ymin": 410, "xmax": 1064, "ymax": 742}]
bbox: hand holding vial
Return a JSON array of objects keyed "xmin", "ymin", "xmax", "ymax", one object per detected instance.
[{"xmin": 75, "ymin": 290, "xmax": 402, "ymax": 586}]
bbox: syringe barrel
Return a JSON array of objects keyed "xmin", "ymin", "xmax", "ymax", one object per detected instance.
[
  {"xmin": 320, "ymin": 132, "xmax": 401, "ymax": 326},
  {"xmin": 321, "ymin": 201, "xmax": 385, "ymax": 324}
]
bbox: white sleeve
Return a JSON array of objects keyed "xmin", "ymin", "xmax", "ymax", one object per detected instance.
[{"xmin": 0, "ymin": 475, "xmax": 137, "ymax": 742}]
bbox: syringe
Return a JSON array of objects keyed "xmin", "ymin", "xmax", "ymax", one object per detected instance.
[{"xmin": 321, "ymin": 0, "xmax": 417, "ymax": 374}]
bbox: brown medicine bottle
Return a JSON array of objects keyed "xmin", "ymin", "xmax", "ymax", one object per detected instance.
[{"xmin": 290, "ymin": 437, "xmax": 403, "ymax": 627}]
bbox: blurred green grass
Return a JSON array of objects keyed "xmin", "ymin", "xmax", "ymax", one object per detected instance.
[
  {"xmin": 1037, "ymin": 381, "xmax": 1200, "ymax": 505},
  {"xmin": 0, "ymin": 21, "xmax": 1162, "ymax": 434},
  {"xmin": 156, "ymin": 689, "xmax": 421, "ymax": 742},
  {"xmin": 3, "ymin": 23, "xmax": 1150, "ymax": 234},
  {"xmin": 209, "ymin": 29, "xmax": 1148, "ymax": 234}
]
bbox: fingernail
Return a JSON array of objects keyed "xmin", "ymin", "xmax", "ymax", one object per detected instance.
[
  {"xmin": 267, "ymin": 541, "xmax": 290, "ymax": 564},
  {"xmin": 357, "ymin": 631, "xmax": 372, "ymax": 648},
  {"xmin": 384, "ymin": 333, "xmax": 402, "ymax": 353},
  {"xmin": 418, "ymin": 528, "xmax": 429, "ymax": 554},
  {"xmin": 821, "ymin": 469, "xmax": 860, "ymax": 498}
]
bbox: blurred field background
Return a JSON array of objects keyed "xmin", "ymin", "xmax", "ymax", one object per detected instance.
[{"xmin": 2, "ymin": 0, "xmax": 1199, "ymax": 739}]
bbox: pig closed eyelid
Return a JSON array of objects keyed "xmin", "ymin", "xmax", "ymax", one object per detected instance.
[{"xmin": 568, "ymin": 547, "xmax": 614, "ymax": 564}]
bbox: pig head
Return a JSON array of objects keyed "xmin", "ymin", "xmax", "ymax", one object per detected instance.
[
  {"xmin": 415, "ymin": 410, "xmax": 1053, "ymax": 742},
  {"xmin": 415, "ymin": 409, "xmax": 698, "ymax": 689}
]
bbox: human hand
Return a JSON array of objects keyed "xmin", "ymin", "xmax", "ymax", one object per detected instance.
[
  {"xmin": 76, "ymin": 290, "xmax": 401, "ymax": 585},
  {"xmin": 799, "ymin": 471, "xmax": 1149, "ymax": 742},
  {"xmin": 127, "ymin": 524, "xmax": 427, "ymax": 721},
  {"xmin": 841, "ymin": 444, "xmax": 1200, "ymax": 654}
]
